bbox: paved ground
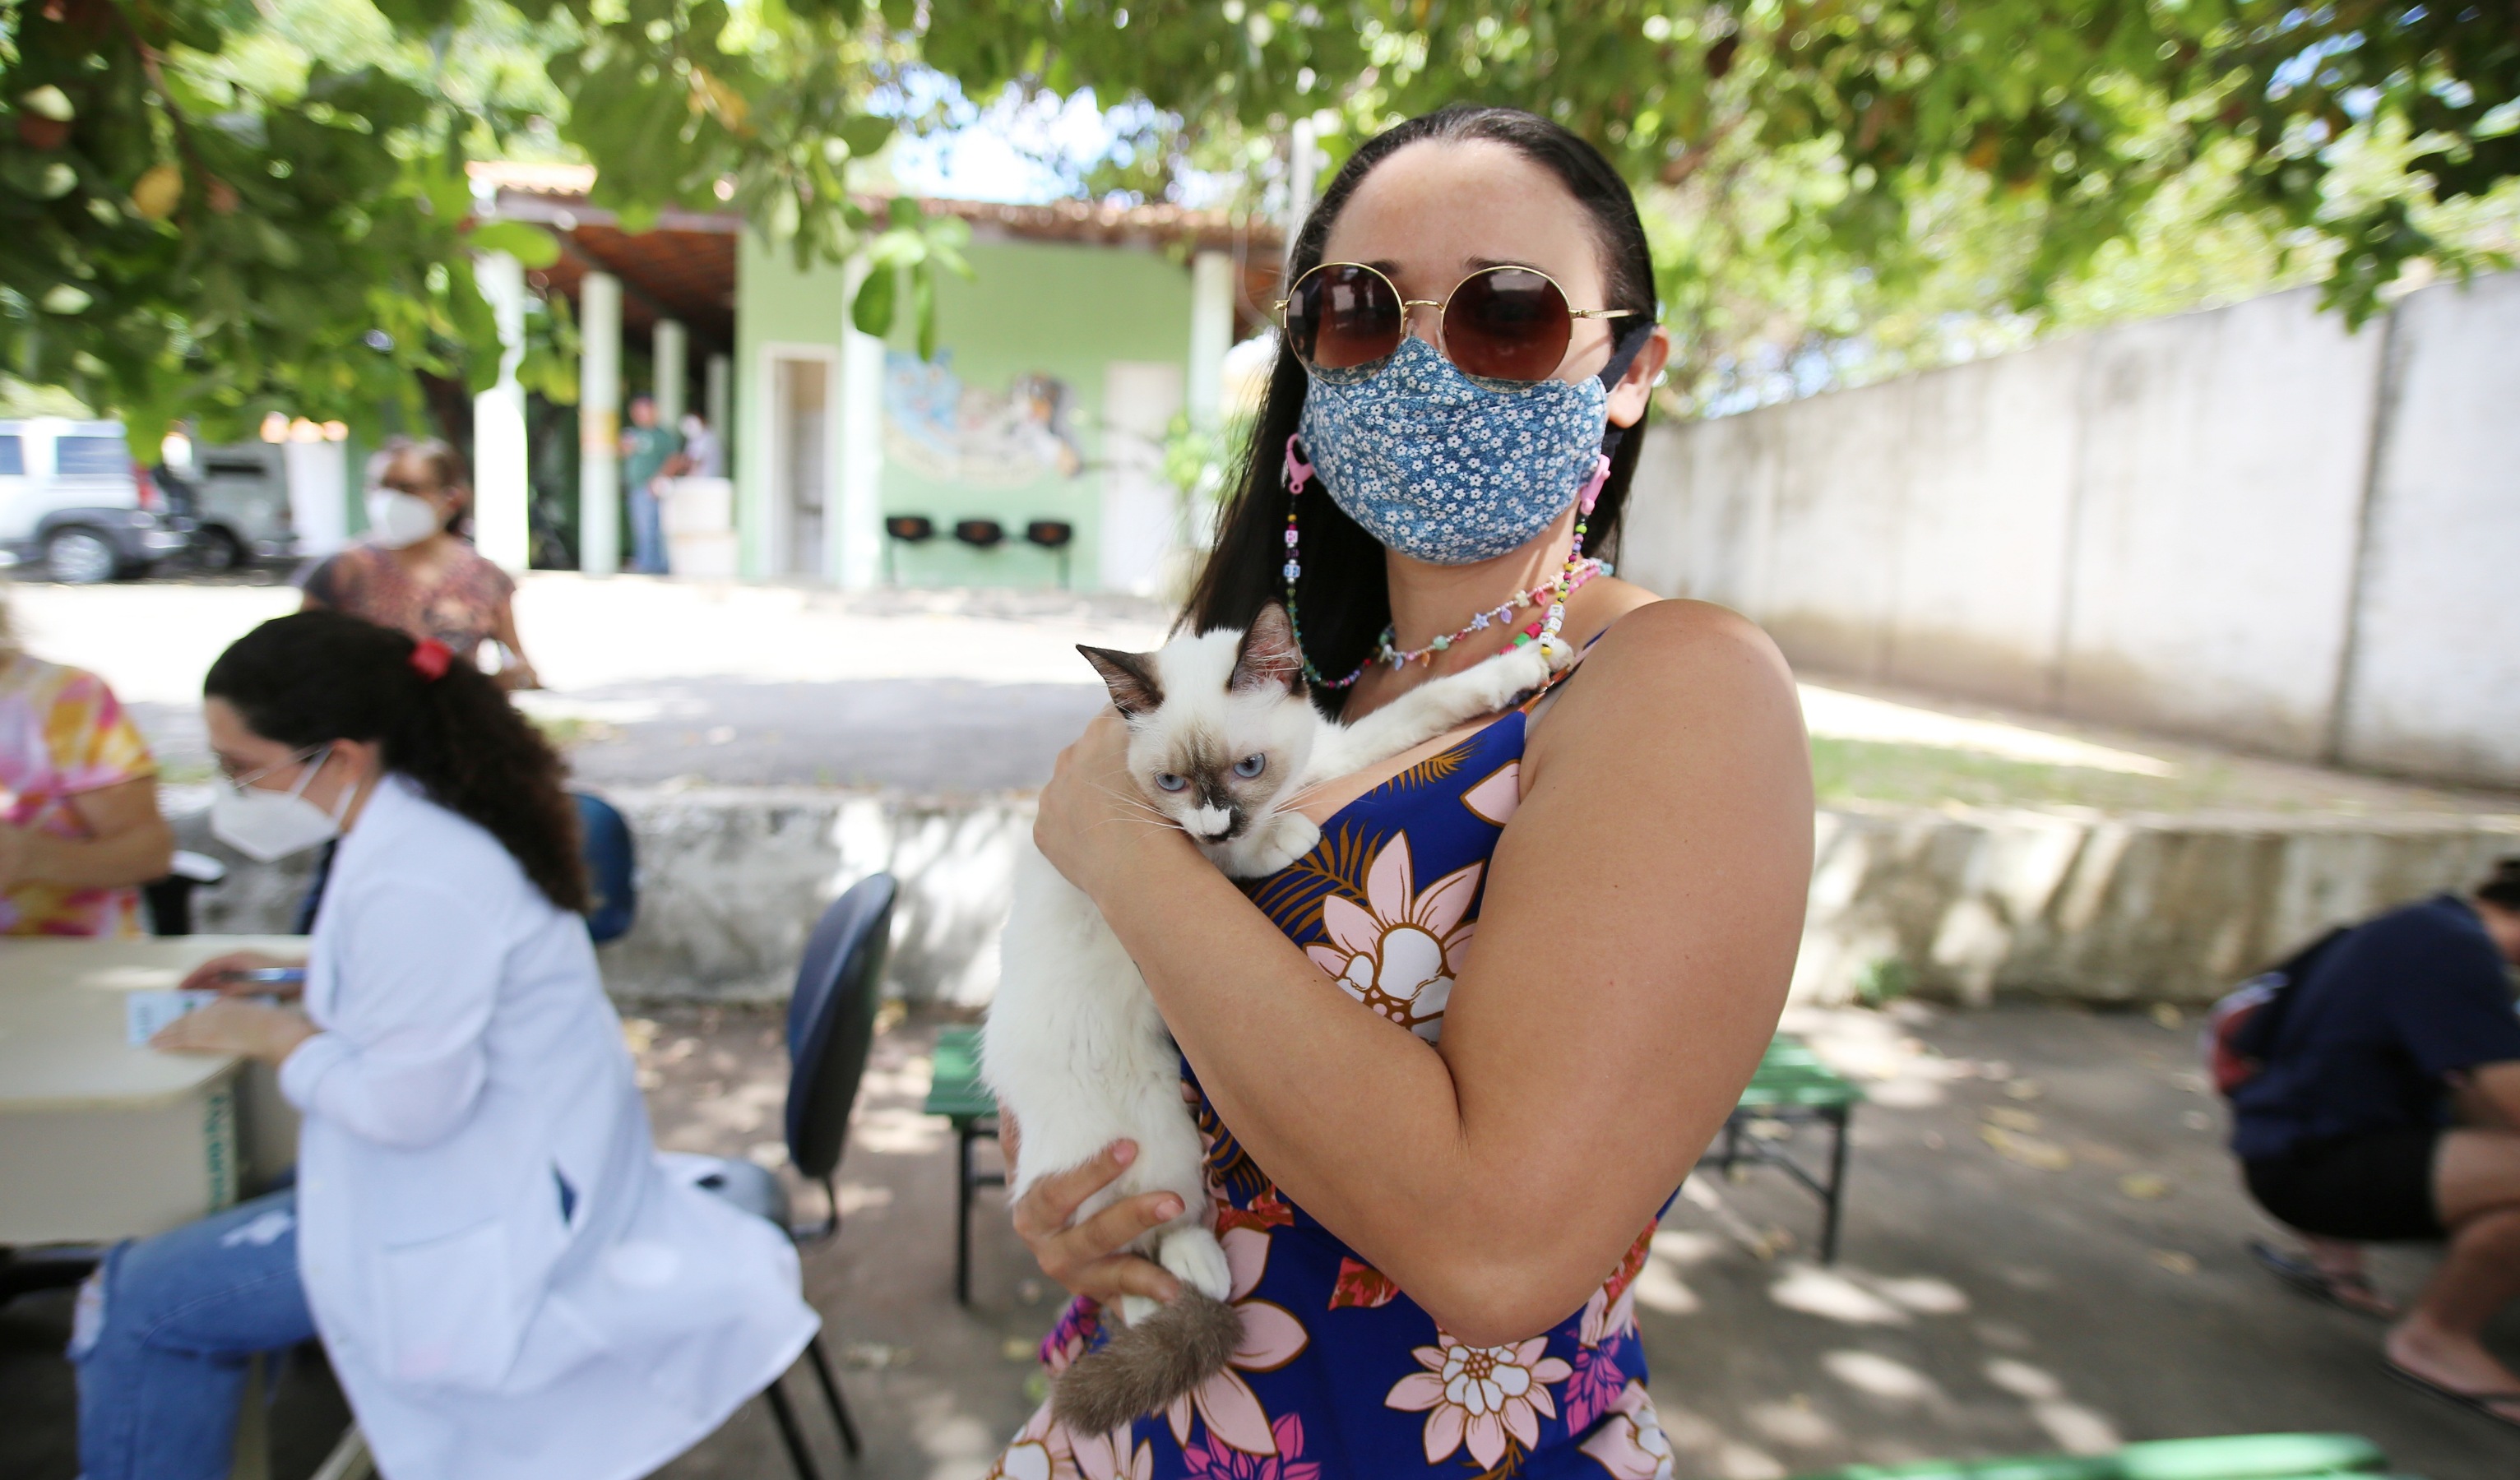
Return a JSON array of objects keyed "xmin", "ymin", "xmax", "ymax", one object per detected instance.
[
  {"xmin": 12, "ymin": 569, "xmax": 2516, "ymax": 812},
  {"xmin": 7, "ymin": 1001, "xmax": 2511, "ymax": 1480}
]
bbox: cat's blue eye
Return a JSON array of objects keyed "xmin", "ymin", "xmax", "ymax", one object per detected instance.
[
  {"xmin": 1234, "ymin": 754, "xmax": 1266, "ymax": 778},
  {"xmin": 1155, "ymin": 773, "xmax": 1188, "ymax": 792}
]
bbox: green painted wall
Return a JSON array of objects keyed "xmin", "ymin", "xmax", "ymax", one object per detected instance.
[
  {"xmin": 734, "ymin": 231, "xmax": 859, "ymax": 580},
  {"xmin": 735, "ymin": 229, "xmax": 1195, "ymax": 589}
]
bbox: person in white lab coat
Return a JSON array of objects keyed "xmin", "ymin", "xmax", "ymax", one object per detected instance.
[{"xmin": 76, "ymin": 609, "xmax": 816, "ymax": 1480}]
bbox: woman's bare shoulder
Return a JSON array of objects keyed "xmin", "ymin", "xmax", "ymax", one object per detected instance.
[{"xmin": 1535, "ymin": 597, "xmax": 1803, "ymax": 766}]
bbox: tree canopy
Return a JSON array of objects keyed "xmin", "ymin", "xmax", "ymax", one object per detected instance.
[
  {"xmin": 5, "ymin": 0, "xmax": 2512, "ymax": 444},
  {"xmin": 922, "ymin": 1, "xmax": 2517, "ymax": 323},
  {"xmin": 1, "ymin": 0, "xmax": 961, "ymax": 447}
]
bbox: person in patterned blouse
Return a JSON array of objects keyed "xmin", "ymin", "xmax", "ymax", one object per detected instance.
[
  {"xmin": 298, "ymin": 437, "xmax": 541, "ymax": 691},
  {"xmin": 0, "ymin": 583, "xmax": 174, "ymax": 937}
]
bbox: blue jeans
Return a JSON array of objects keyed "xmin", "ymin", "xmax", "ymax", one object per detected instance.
[
  {"xmin": 629, "ymin": 482, "xmax": 669, "ymax": 574},
  {"xmin": 73, "ymin": 1191, "xmax": 317, "ymax": 1480}
]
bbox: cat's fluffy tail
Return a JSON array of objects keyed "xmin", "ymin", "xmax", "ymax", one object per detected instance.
[{"xmin": 1050, "ymin": 1291, "xmax": 1242, "ymax": 1434}]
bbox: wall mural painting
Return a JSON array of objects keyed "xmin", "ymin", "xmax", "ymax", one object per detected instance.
[{"xmin": 883, "ymin": 349, "xmax": 1085, "ymax": 488}]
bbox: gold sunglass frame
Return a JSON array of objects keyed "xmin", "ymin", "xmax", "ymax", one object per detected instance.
[{"xmin": 1272, "ymin": 261, "xmax": 1641, "ymax": 383}]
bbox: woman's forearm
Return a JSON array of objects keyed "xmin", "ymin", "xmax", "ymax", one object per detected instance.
[
  {"xmin": 1086, "ymin": 832, "xmax": 1540, "ymax": 1326},
  {"xmin": 16, "ymin": 815, "xmax": 174, "ymax": 889}
]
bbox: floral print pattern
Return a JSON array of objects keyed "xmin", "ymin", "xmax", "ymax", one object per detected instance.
[
  {"xmin": 1387, "ymin": 1335, "xmax": 1576, "ymax": 1469},
  {"xmin": 996, "ymin": 703, "xmax": 1667, "ymax": 1476},
  {"xmin": 1304, "ymin": 833, "xmax": 1480, "ymax": 1042}
]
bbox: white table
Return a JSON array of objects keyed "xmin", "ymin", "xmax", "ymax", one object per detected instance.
[{"xmin": 0, "ymin": 936, "xmax": 303, "ymax": 1246}]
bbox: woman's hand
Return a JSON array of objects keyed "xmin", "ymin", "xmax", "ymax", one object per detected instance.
[
  {"xmin": 151, "ymin": 998, "xmax": 317, "ymax": 1067},
  {"xmin": 1009, "ymin": 1135, "xmax": 1188, "ymax": 1309},
  {"xmin": 180, "ymin": 950, "xmax": 307, "ymax": 999},
  {"xmin": 1033, "ymin": 710, "xmax": 1192, "ymax": 897}
]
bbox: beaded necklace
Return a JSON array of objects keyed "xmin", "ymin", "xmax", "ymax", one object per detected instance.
[{"xmin": 1280, "ymin": 435, "xmax": 1614, "ymax": 691}]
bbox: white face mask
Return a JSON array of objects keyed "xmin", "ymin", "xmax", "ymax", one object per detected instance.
[
  {"xmin": 211, "ymin": 745, "xmax": 358, "ymax": 863},
  {"xmin": 365, "ymin": 490, "xmax": 442, "ymax": 548}
]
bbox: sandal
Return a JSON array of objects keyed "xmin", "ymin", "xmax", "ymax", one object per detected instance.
[
  {"xmin": 2249, "ymin": 1240, "xmax": 2398, "ymax": 1318},
  {"xmin": 2385, "ymin": 1358, "xmax": 2520, "ymax": 1431}
]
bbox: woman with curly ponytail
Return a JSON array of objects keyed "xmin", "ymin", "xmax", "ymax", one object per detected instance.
[{"xmin": 75, "ymin": 610, "xmax": 817, "ymax": 1480}]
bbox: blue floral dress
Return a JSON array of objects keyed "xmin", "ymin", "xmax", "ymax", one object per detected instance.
[{"xmin": 990, "ymin": 698, "xmax": 1676, "ymax": 1480}]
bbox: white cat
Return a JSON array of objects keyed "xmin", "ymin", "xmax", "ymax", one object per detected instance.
[{"xmin": 981, "ymin": 602, "xmax": 1564, "ymax": 1432}]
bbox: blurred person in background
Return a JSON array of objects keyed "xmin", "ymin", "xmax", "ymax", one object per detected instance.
[
  {"xmin": 669, "ymin": 410, "xmax": 724, "ymax": 479},
  {"xmin": 0, "ymin": 580, "xmax": 174, "ymax": 936},
  {"xmin": 2234, "ymin": 858, "xmax": 2520, "ymax": 1428},
  {"xmin": 74, "ymin": 610, "xmax": 815, "ymax": 1480},
  {"xmin": 300, "ymin": 437, "xmax": 541, "ymax": 691},
  {"xmin": 619, "ymin": 393, "xmax": 679, "ymax": 576}
]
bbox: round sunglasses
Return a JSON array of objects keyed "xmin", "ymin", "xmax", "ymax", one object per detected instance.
[{"xmin": 1275, "ymin": 261, "xmax": 1642, "ymax": 384}]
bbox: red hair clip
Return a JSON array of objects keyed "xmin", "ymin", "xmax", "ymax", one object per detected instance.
[{"xmin": 409, "ymin": 637, "xmax": 454, "ymax": 681}]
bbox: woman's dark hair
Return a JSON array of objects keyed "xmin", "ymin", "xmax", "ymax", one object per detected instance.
[
  {"xmin": 2481, "ymin": 857, "xmax": 2520, "ymax": 911},
  {"xmin": 1183, "ymin": 104, "xmax": 1659, "ymax": 704},
  {"xmin": 206, "ymin": 611, "xmax": 589, "ymax": 913}
]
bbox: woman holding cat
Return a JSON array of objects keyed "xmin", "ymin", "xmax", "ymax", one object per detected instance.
[{"xmin": 992, "ymin": 105, "xmax": 1812, "ymax": 1478}]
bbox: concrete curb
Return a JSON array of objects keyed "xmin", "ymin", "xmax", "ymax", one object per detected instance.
[{"xmin": 167, "ymin": 787, "xmax": 2520, "ymax": 1007}]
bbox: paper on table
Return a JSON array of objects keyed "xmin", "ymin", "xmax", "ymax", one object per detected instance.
[{"xmin": 126, "ymin": 989, "xmax": 219, "ymax": 1046}]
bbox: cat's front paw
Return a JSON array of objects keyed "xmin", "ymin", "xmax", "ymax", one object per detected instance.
[
  {"xmin": 1223, "ymin": 812, "xmax": 1320, "ymax": 878},
  {"xmin": 1119, "ymin": 1293, "xmax": 1160, "ymax": 1327},
  {"xmin": 1156, "ymin": 1227, "xmax": 1235, "ymax": 1303},
  {"xmin": 1489, "ymin": 639, "xmax": 1556, "ymax": 697}
]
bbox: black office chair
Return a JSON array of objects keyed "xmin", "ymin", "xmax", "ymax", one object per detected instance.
[
  {"xmin": 572, "ymin": 792, "xmax": 637, "ymax": 946},
  {"xmin": 883, "ymin": 515, "xmax": 934, "ymax": 584},
  {"xmin": 143, "ymin": 850, "xmax": 228, "ymax": 936},
  {"xmin": 952, "ymin": 518, "xmax": 1004, "ymax": 549},
  {"xmin": 1024, "ymin": 519, "xmax": 1075, "ymax": 589},
  {"xmin": 660, "ymin": 872, "xmax": 896, "ymax": 1480}
]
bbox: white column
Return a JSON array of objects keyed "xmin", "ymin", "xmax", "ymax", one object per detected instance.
[
  {"xmin": 705, "ymin": 352, "xmax": 731, "ymax": 459},
  {"xmin": 653, "ymin": 318, "xmax": 688, "ymax": 426},
  {"xmin": 471, "ymin": 250, "xmax": 530, "ymax": 573},
  {"xmin": 577, "ymin": 271, "xmax": 622, "ymax": 576},
  {"xmin": 1285, "ymin": 118, "xmax": 1320, "ymax": 269},
  {"xmin": 833, "ymin": 261, "xmax": 885, "ymax": 590},
  {"xmin": 1188, "ymin": 251, "xmax": 1234, "ymax": 432}
]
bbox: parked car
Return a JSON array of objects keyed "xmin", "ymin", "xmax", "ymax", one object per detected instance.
[
  {"xmin": 172, "ymin": 442, "xmax": 297, "ymax": 570},
  {"xmin": 0, "ymin": 419, "xmax": 190, "ymax": 583}
]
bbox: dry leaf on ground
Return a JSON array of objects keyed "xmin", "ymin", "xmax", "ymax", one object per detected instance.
[
  {"xmin": 2119, "ymin": 1172, "xmax": 2170, "ymax": 1200},
  {"xmin": 1980, "ymin": 1124, "xmax": 2073, "ymax": 1170},
  {"xmin": 1983, "ymin": 1107, "xmax": 2042, "ymax": 1133}
]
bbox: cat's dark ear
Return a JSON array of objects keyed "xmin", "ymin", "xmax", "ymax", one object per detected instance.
[
  {"xmin": 1079, "ymin": 645, "xmax": 1165, "ymax": 717},
  {"xmin": 1231, "ymin": 603, "xmax": 1304, "ymax": 696}
]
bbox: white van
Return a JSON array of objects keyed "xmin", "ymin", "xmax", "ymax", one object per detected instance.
[
  {"xmin": 0, "ymin": 419, "xmax": 190, "ymax": 583},
  {"xmin": 173, "ymin": 442, "xmax": 299, "ymax": 570}
]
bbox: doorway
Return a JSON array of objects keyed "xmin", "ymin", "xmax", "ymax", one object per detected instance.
[{"xmin": 768, "ymin": 353, "xmax": 832, "ymax": 578}]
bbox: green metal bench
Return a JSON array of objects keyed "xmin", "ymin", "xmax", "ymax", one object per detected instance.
[
  {"xmin": 921, "ymin": 1026, "xmax": 1001, "ymax": 1305},
  {"xmin": 925, "ymin": 1025, "xmax": 1866, "ymax": 1302},
  {"xmin": 1787, "ymin": 1430, "xmax": 2393, "ymax": 1480},
  {"xmin": 1700, "ymin": 1034, "xmax": 1865, "ymax": 1263}
]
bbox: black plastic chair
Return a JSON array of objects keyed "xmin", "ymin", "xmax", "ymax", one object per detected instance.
[
  {"xmin": 1025, "ymin": 520, "xmax": 1075, "ymax": 589},
  {"xmin": 573, "ymin": 792, "xmax": 637, "ymax": 945},
  {"xmin": 660, "ymin": 872, "xmax": 896, "ymax": 1480},
  {"xmin": 952, "ymin": 518, "xmax": 1004, "ymax": 549},
  {"xmin": 882, "ymin": 515, "xmax": 934, "ymax": 584}
]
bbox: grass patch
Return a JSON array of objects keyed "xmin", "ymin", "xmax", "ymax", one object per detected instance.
[{"xmin": 1814, "ymin": 738, "xmax": 2256, "ymax": 813}]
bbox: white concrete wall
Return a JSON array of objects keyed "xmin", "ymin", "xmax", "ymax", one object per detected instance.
[
  {"xmin": 2336, "ymin": 272, "xmax": 2520, "ymax": 784},
  {"xmin": 2056, "ymin": 289, "xmax": 2382, "ymax": 755},
  {"xmin": 1624, "ymin": 274, "xmax": 2520, "ymax": 784},
  {"xmin": 170, "ymin": 787, "xmax": 2520, "ymax": 1006}
]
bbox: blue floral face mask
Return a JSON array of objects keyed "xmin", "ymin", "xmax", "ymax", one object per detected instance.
[{"xmin": 1295, "ymin": 335, "xmax": 1611, "ymax": 566}]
